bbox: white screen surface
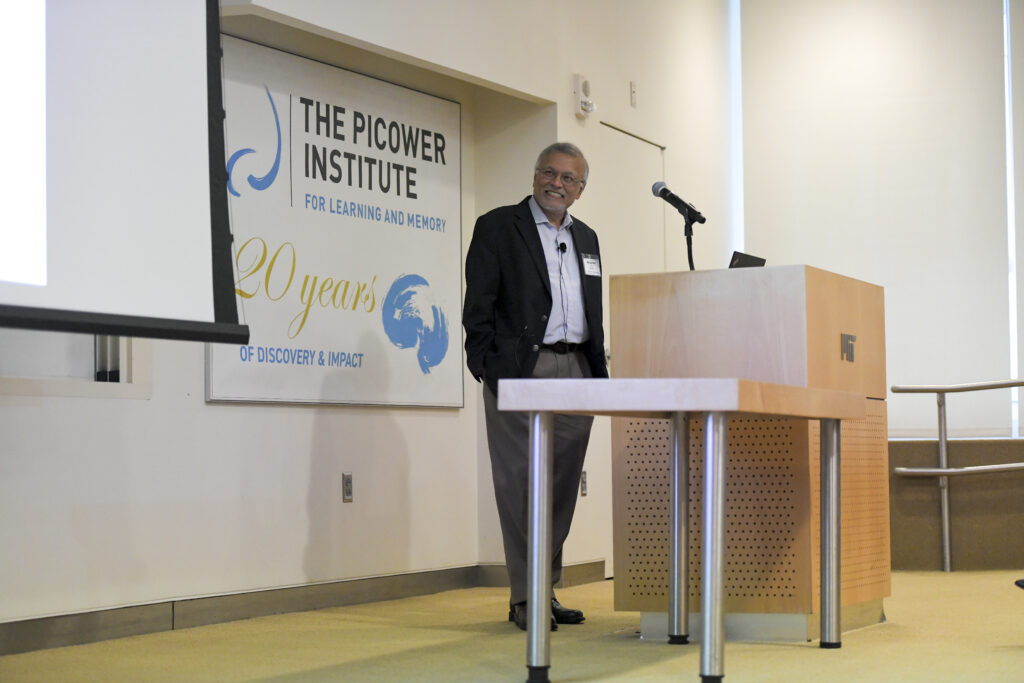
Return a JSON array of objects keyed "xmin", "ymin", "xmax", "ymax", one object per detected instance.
[
  {"xmin": 0, "ymin": 0, "xmax": 242, "ymax": 340},
  {"xmin": 0, "ymin": 2, "xmax": 46, "ymax": 287}
]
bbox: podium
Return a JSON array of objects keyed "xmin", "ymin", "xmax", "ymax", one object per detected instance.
[{"xmin": 609, "ymin": 265, "xmax": 890, "ymax": 639}]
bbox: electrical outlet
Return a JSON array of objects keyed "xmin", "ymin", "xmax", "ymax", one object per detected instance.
[
  {"xmin": 580, "ymin": 470, "xmax": 588, "ymax": 496},
  {"xmin": 342, "ymin": 472, "xmax": 353, "ymax": 502}
]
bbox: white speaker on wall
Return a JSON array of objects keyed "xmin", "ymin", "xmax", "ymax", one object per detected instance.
[{"xmin": 573, "ymin": 73, "xmax": 596, "ymax": 119}]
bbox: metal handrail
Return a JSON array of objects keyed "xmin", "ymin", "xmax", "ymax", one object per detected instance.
[
  {"xmin": 890, "ymin": 379, "xmax": 1024, "ymax": 572},
  {"xmin": 894, "ymin": 462, "xmax": 1024, "ymax": 477},
  {"xmin": 891, "ymin": 379, "xmax": 1024, "ymax": 394}
]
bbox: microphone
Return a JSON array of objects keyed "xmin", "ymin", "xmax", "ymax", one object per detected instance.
[
  {"xmin": 558, "ymin": 242, "xmax": 567, "ymax": 254},
  {"xmin": 652, "ymin": 182, "xmax": 706, "ymax": 224}
]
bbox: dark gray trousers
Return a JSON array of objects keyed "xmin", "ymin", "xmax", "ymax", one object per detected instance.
[{"xmin": 483, "ymin": 349, "xmax": 594, "ymax": 605}]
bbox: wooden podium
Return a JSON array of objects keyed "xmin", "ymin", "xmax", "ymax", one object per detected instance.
[{"xmin": 609, "ymin": 265, "xmax": 890, "ymax": 639}]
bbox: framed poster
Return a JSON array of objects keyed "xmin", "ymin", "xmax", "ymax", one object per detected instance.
[{"xmin": 206, "ymin": 37, "xmax": 462, "ymax": 406}]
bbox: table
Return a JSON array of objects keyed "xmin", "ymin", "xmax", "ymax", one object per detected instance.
[{"xmin": 498, "ymin": 377, "xmax": 865, "ymax": 682}]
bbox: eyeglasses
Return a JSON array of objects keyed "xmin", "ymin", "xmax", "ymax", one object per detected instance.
[{"xmin": 535, "ymin": 167, "xmax": 584, "ymax": 188}]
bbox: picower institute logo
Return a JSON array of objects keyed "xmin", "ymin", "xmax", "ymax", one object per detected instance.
[
  {"xmin": 226, "ymin": 85, "xmax": 282, "ymax": 196},
  {"xmin": 381, "ymin": 274, "xmax": 449, "ymax": 374}
]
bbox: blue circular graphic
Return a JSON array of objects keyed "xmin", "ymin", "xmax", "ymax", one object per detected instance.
[{"xmin": 381, "ymin": 274, "xmax": 449, "ymax": 374}]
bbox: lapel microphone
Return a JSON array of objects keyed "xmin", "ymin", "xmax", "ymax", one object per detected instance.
[{"xmin": 558, "ymin": 242, "xmax": 567, "ymax": 254}]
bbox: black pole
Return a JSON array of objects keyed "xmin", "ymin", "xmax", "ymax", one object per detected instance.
[{"xmin": 684, "ymin": 217, "xmax": 695, "ymax": 271}]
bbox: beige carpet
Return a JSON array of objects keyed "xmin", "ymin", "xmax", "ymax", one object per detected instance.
[{"xmin": 1, "ymin": 571, "xmax": 1022, "ymax": 682}]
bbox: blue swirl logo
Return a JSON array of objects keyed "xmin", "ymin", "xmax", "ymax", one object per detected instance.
[
  {"xmin": 226, "ymin": 85, "xmax": 281, "ymax": 196},
  {"xmin": 381, "ymin": 274, "xmax": 449, "ymax": 374}
]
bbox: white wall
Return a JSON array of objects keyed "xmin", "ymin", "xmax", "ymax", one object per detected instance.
[
  {"xmin": 222, "ymin": 0, "xmax": 736, "ymax": 266},
  {"xmin": 0, "ymin": 339, "xmax": 481, "ymax": 621},
  {"xmin": 551, "ymin": 0, "xmax": 735, "ymax": 271},
  {"xmin": 742, "ymin": 0, "xmax": 1013, "ymax": 437},
  {"xmin": 0, "ymin": 0, "xmax": 733, "ymax": 622}
]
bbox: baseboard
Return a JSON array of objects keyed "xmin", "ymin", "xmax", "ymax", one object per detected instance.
[
  {"xmin": 174, "ymin": 565, "xmax": 482, "ymax": 630},
  {"xmin": 0, "ymin": 560, "xmax": 605, "ymax": 656},
  {"xmin": 475, "ymin": 559, "xmax": 606, "ymax": 589},
  {"xmin": 0, "ymin": 603, "xmax": 171, "ymax": 656},
  {"xmin": 559, "ymin": 559, "xmax": 607, "ymax": 587},
  {"xmin": 475, "ymin": 563, "xmax": 511, "ymax": 587}
]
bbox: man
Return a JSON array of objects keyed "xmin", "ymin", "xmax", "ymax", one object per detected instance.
[{"xmin": 463, "ymin": 142, "xmax": 607, "ymax": 631}]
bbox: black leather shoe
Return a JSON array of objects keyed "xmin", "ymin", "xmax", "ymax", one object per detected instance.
[
  {"xmin": 1016, "ymin": 579, "xmax": 1024, "ymax": 590},
  {"xmin": 509, "ymin": 602, "xmax": 557, "ymax": 631},
  {"xmin": 551, "ymin": 598, "xmax": 585, "ymax": 624}
]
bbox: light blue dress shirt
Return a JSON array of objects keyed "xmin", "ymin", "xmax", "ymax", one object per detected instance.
[{"xmin": 528, "ymin": 196, "xmax": 589, "ymax": 344}]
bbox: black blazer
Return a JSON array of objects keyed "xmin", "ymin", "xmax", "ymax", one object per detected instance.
[{"xmin": 463, "ymin": 196, "xmax": 608, "ymax": 395}]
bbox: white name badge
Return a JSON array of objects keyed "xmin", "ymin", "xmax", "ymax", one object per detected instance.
[{"xmin": 581, "ymin": 253, "xmax": 601, "ymax": 277}]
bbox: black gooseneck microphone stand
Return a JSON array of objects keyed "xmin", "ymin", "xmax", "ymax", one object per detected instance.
[
  {"xmin": 653, "ymin": 182, "xmax": 705, "ymax": 270},
  {"xmin": 683, "ymin": 213, "xmax": 697, "ymax": 271}
]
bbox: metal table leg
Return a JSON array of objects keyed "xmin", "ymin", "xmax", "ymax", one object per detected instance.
[
  {"xmin": 700, "ymin": 411, "xmax": 727, "ymax": 682},
  {"xmin": 526, "ymin": 411, "xmax": 554, "ymax": 682},
  {"xmin": 669, "ymin": 411, "xmax": 690, "ymax": 644},
  {"xmin": 820, "ymin": 418, "xmax": 842, "ymax": 649}
]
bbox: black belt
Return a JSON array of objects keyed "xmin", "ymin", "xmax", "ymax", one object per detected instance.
[{"xmin": 540, "ymin": 341, "xmax": 580, "ymax": 354}]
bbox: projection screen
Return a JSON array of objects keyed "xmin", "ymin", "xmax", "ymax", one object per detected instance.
[{"xmin": 0, "ymin": 0, "xmax": 248, "ymax": 343}]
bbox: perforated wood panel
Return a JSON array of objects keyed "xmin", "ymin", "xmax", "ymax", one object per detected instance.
[
  {"xmin": 612, "ymin": 401, "xmax": 890, "ymax": 616},
  {"xmin": 720, "ymin": 419, "xmax": 809, "ymax": 609},
  {"xmin": 613, "ymin": 419, "xmax": 673, "ymax": 602}
]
